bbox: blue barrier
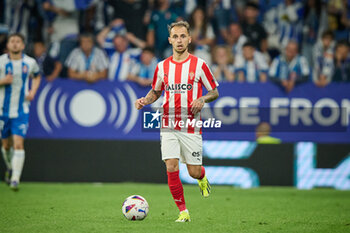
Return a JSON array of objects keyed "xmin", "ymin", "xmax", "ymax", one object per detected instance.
[{"xmin": 27, "ymin": 79, "xmax": 350, "ymax": 142}]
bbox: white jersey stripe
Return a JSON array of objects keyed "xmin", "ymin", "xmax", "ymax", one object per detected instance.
[{"xmin": 180, "ymin": 60, "xmax": 190, "ymax": 132}]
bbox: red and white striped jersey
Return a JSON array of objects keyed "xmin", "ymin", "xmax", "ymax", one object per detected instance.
[{"xmin": 152, "ymin": 54, "xmax": 219, "ymax": 134}]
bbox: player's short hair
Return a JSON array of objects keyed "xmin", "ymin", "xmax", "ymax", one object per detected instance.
[
  {"xmin": 335, "ymin": 40, "xmax": 350, "ymax": 50},
  {"xmin": 245, "ymin": 1, "xmax": 259, "ymax": 10},
  {"xmin": 321, "ymin": 30, "xmax": 334, "ymax": 40},
  {"xmin": 168, "ymin": 21, "xmax": 190, "ymax": 35},
  {"xmin": 243, "ymin": 41, "xmax": 255, "ymax": 48},
  {"xmin": 256, "ymin": 122, "xmax": 271, "ymax": 136},
  {"xmin": 79, "ymin": 33, "xmax": 94, "ymax": 41},
  {"xmin": 7, "ymin": 33, "xmax": 25, "ymax": 43},
  {"xmin": 143, "ymin": 46, "xmax": 155, "ymax": 54}
]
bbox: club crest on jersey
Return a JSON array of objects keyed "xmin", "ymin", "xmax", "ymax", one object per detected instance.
[
  {"xmin": 165, "ymin": 83, "xmax": 192, "ymax": 91},
  {"xmin": 189, "ymin": 72, "xmax": 195, "ymax": 80},
  {"xmin": 22, "ymin": 65, "xmax": 28, "ymax": 74}
]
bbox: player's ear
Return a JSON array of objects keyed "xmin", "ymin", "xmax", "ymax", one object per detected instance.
[
  {"xmin": 168, "ymin": 37, "xmax": 171, "ymax": 44},
  {"xmin": 189, "ymin": 36, "xmax": 191, "ymax": 44}
]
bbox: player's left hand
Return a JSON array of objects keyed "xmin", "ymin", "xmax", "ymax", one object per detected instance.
[
  {"xmin": 191, "ymin": 98, "xmax": 205, "ymax": 115},
  {"xmin": 25, "ymin": 92, "xmax": 35, "ymax": 101}
]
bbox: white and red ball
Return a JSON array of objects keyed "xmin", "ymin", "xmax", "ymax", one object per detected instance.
[{"xmin": 122, "ymin": 195, "xmax": 149, "ymax": 220}]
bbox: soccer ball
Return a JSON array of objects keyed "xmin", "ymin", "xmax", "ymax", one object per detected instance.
[{"xmin": 122, "ymin": 195, "xmax": 149, "ymax": 220}]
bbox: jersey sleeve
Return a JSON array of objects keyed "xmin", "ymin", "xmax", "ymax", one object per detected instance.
[
  {"xmin": 200, "ymin": 61, "xmax": 219, "ymax": 91},
  {"xmin": 151, "ymin": 64, "xmax": 163, "ymax": 91},
  {"xmin": 269, "ymin": 58, "xmax": 279, "ymax": 78},
  {"xmin": 234, "ymin": 55, "xmax": 245, "ymax": 72},
  {"xmin": 31, "ymin": 60, "xmax": 40, "ymax": 78},
  {"xmin": 65, "ymin": 49, "xmax": 79, "ymax": 70},
  {"xmin": 256, "ymin": 53, "xmax": 269, "ymax": 73},
  {"xmin": 299, "ymin": 56, "xmax": 310, "ymax": 76}
]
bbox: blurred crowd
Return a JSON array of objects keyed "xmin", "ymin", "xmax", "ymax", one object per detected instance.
[{"xmin": 0, "ymin": 0, "xmax": 349, "ymax": 93}]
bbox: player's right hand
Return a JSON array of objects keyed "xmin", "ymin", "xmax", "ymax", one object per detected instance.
[
  {"xmin": 135, "ymin": 97, "xmax": 146, "ymax": 110},
  {"xmin": 2, "ymin": 74, "xmax": 13, "ymax": 85}
]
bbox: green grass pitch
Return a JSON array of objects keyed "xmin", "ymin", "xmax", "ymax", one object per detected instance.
[{"xmin": 0, "ymin": 182, "xmax": 349, "ymax": 233}]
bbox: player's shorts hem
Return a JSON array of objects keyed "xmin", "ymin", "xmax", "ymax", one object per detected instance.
[
  {"xmin": 184, "ymin": 162, "xmax": 202, "ymax": 165},
  {"xmin": 162, "ymin": 156, "xmax": 180, "ymax": 161}
]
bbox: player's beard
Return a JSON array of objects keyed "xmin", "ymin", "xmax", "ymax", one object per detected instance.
[
  {"xmin": 10, "ymin": 48, "xmax": 21, "ymax": 55},
  {"xmin": 174, "ymin": 44, "xmax": 188, "ymax": 55}
]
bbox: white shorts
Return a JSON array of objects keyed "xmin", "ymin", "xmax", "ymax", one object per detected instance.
[{"xmin": 160, "ymin": 130, "xmax": 202, "ymax": 165}]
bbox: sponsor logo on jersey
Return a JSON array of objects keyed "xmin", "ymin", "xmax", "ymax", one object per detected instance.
[{"xmin": 165, "ymin": 83, "xmax": 193, "ymax": 91}]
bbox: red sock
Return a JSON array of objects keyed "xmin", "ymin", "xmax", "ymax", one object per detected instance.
[
  {"xmin": 199, "ymin": 166, "xmax": 205, "ymax": 180},
  {"xmin": 167, "ymin": 170, "xmax": 186, "ymax": 212}
]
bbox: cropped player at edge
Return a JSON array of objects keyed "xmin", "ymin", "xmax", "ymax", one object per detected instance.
[
  {"xmin": 0, "ymin": 33, "xmax": 41, "ymax": 191},
  {"xmin": 135, "ymin": 21, "xmax": 219, "ymax": 222}
]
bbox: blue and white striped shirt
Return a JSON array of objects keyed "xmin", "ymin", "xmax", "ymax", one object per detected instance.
[
  {"xmin": 235, "ymin": 51, "xmax": 269, "ymax": 82},
  {"xmin": 0, "ymin": 54, "xmax": 39, "ymax": 118},
  {"xmin": 108, "ymin": 48, "xmax": 141, "ymax": 82},
  {"xmin": 65, "ymin": 47, "xmax": 109, "ymax": 72},
  {"xmin": 264, "ymin": 2, "xmax": 304, "ymax": 48},
  {"xmin": 269, "ymin": 54, "xmax": 310, "ymax": 81}
]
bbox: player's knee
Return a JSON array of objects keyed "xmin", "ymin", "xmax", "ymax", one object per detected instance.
[
  {"xmin": 2, "ymin": 145, "xmax": 11, "ymax": 150},
  {"xmin": 166, "ymin": 164, "xmax": 179, "ymax": 172},
  {"xmin": 1, "ymin": 140, "xmax": 11, "ymax": 150},
  {"xmin": 165, "ymin": 160, "xmax": 179, "ymax": 172},
  {"xmin": 13, "ymin": 143, "xmax": 24, "ymax": 150},
  {"xmin": 188, "ymin": 168, "xmax": 201, "ymax": 179}
]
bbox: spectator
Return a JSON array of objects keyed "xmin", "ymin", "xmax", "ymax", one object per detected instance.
[
  {"xmin": 65, "ymin": 33, "xmax": 108, "ymax": 83},
  {"xmin": 227, "ymin": 23, "xmax": 248, "ymax": 56},
  {"xmin": 188, "ymin": 6, "xmax": 215, "ymax": 65},
  {"xmin": 97, "ymin": 19, "xmax": 146, "ymax": 57},
  {"xmin": 208, "ymin": 0, "xmax": 238, "ymax": 43},
  {"xmin": 211, "ymin": 45, "xmax": 235, "ymax": 82},
  {"xmin": 0, "ymin": 31, "xmax": 7, "ymax": 54},
  {"xmin": 328, "ymin": 0, "xmax": 348, "ymax": 40},
  {"xmin": 42, "ymin": 0, "xmax": 80, "ymax": 77},
  {"xmin": 169, "ymin": 0, "xmax": 203, "ymax": 19},
  {"xmin": 42, "ymin": 0, "xmax": 79, "ymax": 43},
  {"xmin": 33, "ymin": 41, "xmax": 62, "ymax": 82},
  {"xmin": 340, "ymin": 0, "xmax": 350, "ymax": 40},
  {"xmin": 256, "ymin": 122, "xmax": 281, "ymax": 144},
  {"xmin": 313, "ymin": 30, "xmax": 336, "ymax": 87},
  {"xmin": 302, "ymin": 0, "xmax": 328, "ymax": 67},
  {"xmin": 108, "ymin": 0, "xmax": 149, "ymax": 41},
  {"xmin": 146, "ymin": 0, "xmax": 178, "ymax": 59},
  {"xmin": 78, "ymin": 0, "xmax": 113, "ymax": 34},
  {"xmin": 269, "ymin": 41, "xmax": 310, "ymax": 93},
  {"xmin": 108, "ymin": 32, "xmax": 141, "ymax": 82},
  {"xmin": 4, "ymin": 0, "xmax": 35, "ymax": 42},
  {"xmin": 332, "ymin": 40, "xmax": 350, "ymax": 82},
  {"xmin": 91, "ymin": 0, "xmax": 114, "ymax": 33},
  {"xmin": 235, "ymin": 42, "xmax": 269, "ymax": 82},
  {"xmin": 129, "ymin": 47, "xmax": 158, "ymax": 86},
  {"xmin": 240, "ymin": 2, "xmax": 268, "ymax": 54},
  {"xmin": 264, "ymin": 0, "xmax": 304, "ymax": 51}
]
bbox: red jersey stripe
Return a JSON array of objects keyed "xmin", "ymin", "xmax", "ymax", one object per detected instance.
[
  {"xmin": 162, "ymin": 58, "xmax": 170, "ymax": 128},
  {"xmin": 201, "ymin": 62, "xmax": 217, "ymax": 90}
]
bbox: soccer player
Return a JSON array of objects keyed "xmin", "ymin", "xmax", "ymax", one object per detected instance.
[
  {"xmin": 135, "ymin": 21, "xmax": 219, "ymax": 222},
  {"xmin": 0, "ymin": 33, "xmax": 41, "ymax": 191}
]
